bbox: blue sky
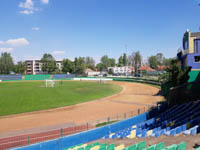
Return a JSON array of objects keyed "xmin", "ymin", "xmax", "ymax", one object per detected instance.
[{"xmin": 0, "ymin": 0, "xmax": 200, "ymax": 63}]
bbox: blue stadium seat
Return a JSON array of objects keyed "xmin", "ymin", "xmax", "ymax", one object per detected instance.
[{"xmin": 105, "ymin": 100, "xmax": 200, "ymax": 140}]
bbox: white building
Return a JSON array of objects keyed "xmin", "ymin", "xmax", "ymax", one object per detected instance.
[
  {"xmin": 25, "ymin": 60, "xmax": 62, "ymax": 75},
  {"xmin": 108, "ymin": 66, "xmax": 134, "ymax": 75},
  {"xmin": 84, "ymin": 68, "xmax": 100, "ymax": 77}
]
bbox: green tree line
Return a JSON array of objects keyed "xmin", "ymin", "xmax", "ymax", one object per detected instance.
[
  {"xmin": 0, "ymin": 51, "xmax": 172, "ymax": 75},
  {"xmin": 0, "ymin": 53, "xmax": 25, "ymax": 74}
]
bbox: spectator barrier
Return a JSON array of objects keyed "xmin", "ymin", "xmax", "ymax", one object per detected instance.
[{"xmin": 11, "ymin": 113, "xmax": 148, "ymax": 150}]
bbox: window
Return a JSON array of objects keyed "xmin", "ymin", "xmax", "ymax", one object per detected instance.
[
  {"xmin": 194, "ymin": 39, "xmax": 200, "ymax": 53},
  {"xmin": 194, "ymin": 56, "xmax": 200, "ymax": 62},
  {"xmin": 184, "ymin": 41, "xmax": 188, "ymax": 50}
]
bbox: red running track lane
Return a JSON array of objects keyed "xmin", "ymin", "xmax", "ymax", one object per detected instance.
[{"xmin": 0, "ymin": 124, "xmax": 93, "ymax": 150}]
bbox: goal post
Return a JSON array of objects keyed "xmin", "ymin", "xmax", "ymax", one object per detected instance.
[{"xmin": 45, "ymin": 80, "xmax": 55, "ymax": 88}]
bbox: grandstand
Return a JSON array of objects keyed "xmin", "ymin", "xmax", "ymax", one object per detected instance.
[
  {"xmin": 24, "ymin": 74, "xmax": 51, "ymax": 80},
  {"xmin": 0, "ymin": 74, "xmax": 76, "ymax": 81},
  {"xmin": 8, "ymin": 100, "xmax": 200, "ymax": 150},
  {"xmin": 0, "ymin": 75, "xmax": 22, "ymax": 81},
  {"xmin": 103, "ymin": 101, "xmax": 200, "ymax": 139},
  {"xmin": 52, "ymin": 74, "xmax": 76, "ymax": 79}
]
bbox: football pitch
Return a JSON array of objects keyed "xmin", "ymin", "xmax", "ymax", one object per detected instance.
[{"xmin": 0, "ymin": 81, "xmax": 122, "ymax": 116}]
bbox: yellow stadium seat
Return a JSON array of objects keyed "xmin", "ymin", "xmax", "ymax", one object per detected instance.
[
  {"xmin": 170, "ymin": 121, "xmax": 175, "ymax": 126},
  {"xmin": 73, "ymin": 146, "xmax": 81, "ymax": 150},
  {"xmin": 186, "ymin": 123, "xmax": 191, "ymax": 129},
  {"xmin": 129, "ymin": 130, "xmax": 136, "ymax": 139},
  {"xmin": 109, "ymin": 133, "xmax": 114, "ymax": 138},
  {"xmin": 91, "ymin": 146, "xmax": 100, "ymax": 150},
  {"xmin": 147, "ymin": 130, "xmax": 152, "ymax": 136},
  {"xmin": 82, "ymin": 144, "xmax": 87, "ymax": 147},
  {"xmin": 73, "ymin": 144, "xmax": 87, "ymax": 150},
  {"xmin": 115, "ymin": 145, "xmax": 124, "ymax": 150},
  {"xmin": 132, "ymin": 125, "xmax": 137, "ymax": 128}
]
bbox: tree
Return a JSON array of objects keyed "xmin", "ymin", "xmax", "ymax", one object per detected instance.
[
  {"xmin": 118, "ymin": 56, "xmax": 123, "ymax": 67},
  {"xmin": 163, "ymin": 58, "xmax": 174, "ymax": 66},
  {"xmin": 160, "ymin": 59, "xmax": 190, "ymax": 87},
  {"xmin": 118, "ymin": 53, "xmax": 128, "ymax": 67},
  {"xmin": 129, "ymin": 51, "xmax": 142, "ymax": 74},
  {"xmin": 166, "ymin": 59, "xmax": 190, "ymax": 86},
  {"xmin": 62, "ymin": 59, "xmax": 74, "ymax": 73},
  {"xmin": 85, "ymin": 56, "xmax": 95, "ymax": 70},
  {"xmin": 96, "ymin": 63, "xmax": 104, "ymax": 71},
  {"xmin": 0, "ymin": 52, "xmax": 14, "ymax": 74},
  {"xmin": 74, "ymin": 57, "xmax": 86, "ymax": 74},
  {"xmin": 122, "ymin": 53, "xmax": 128, "ymax": 66},
  {"xmin": 100, "ymin": 55, "xmax": 116, "ymax": 70},
  {"xmin": 160, "ymin": 59, "xmax": 191, "ymax": 104},
  {"xmin": 156, "ymin": 53, "xmax": 164, "ymax": 65},
  {"xmin": 148, "ymin": 56, "xmax": 159, "ymax": 69},
  {"xmin": 40, "ymin": 53, "xmax": 57, "ymax": 74},
  {"xmin": 100, "ymin": 55, "xmax": 109, "ymax": 70},
  {"xmin": 109, "ymin": 58, "xmax": 116, "ymax": 67},
  {"xmin": 85, "ymin": 56, "xmax": 95, "ymax": 66},
  {"xmin": 14, "ymin": 61, "xmax": 25, "ymax": 74}
]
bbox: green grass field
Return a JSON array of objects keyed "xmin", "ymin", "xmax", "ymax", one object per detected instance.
[{"xmin": 0, "ymin": 81, "xmax": 122, "ymax": 116}]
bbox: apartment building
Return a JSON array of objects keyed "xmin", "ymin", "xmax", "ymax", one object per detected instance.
[
  {"xmin": 25, "ymin": 60, "xmax": 62, "ymax": 75},
  {"xmin": 107, "ymin": 66, "xmax": 134, "ymax": 75}
]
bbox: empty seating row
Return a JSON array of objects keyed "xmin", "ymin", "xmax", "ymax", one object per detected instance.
[
  {"xmin": 52, "ymin": 74, "xmax": 75, "ymax": 79},
  {"xmin": 0, "ymin": 75, "xmax": 22, "ymax": 80},
  {"xmin": 24, "ymin": 75, "xmax": 50, "ymax": 80},
  {"xmin": 0, "ymin": 74, "xmax": 76, "ymax": 81},
  {"xmin": 63, "ymin": 141, "xmax": 187, "ymax": 150},
  {"xmin": 103, "ymin": 101, "xmax": 200, "ymax": 140}
]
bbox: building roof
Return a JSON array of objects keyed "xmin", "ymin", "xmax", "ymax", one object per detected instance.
[
  {"xmin": 138, "ymin": 66, "xmax": 156, "ymax": 71},
  {"xmin": 85, "ymin": 68, "xmax": 95, "ymax": 73},
  {"xmin": 156, "ymin": 65, "xmax": 166, "ymax": 71}
]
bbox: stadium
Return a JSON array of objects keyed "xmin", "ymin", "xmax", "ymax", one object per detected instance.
[
  {"xmin": 1, "ymin": 1, "xmax": 200, "ymax": 150},
  {"xmin": 0, "ymin": 74, "xmax": 200, "ymax": 150},
  {"xmin": 0, "ymin": 75, "xmax": 163, "ymax": 148}
]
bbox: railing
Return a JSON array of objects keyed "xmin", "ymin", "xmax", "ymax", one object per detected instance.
[
  {"xmin": 111, "ymin": 77, "xmax": 161, "ymax": 86},
  {"xmin": 0, "ymin": 107, "xmax": 148, "ymax": 150},
  {"xmin": 0, "ymin": 125, "xmax": 91, "ymax": 150}
]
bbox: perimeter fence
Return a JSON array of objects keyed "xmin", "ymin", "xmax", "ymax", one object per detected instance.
[{"xmin": 0, "ymin": 107, "xmax": 149, "ymax": 150}]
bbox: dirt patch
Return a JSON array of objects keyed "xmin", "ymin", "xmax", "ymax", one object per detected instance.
[{"xmin": 0, "ymin": 81, "xmax": 163, "ymax": 137}]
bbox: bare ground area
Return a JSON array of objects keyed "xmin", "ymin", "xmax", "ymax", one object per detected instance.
[
  {"xmin": 0, "ymin": 81, "xmax": 163, "ymax": 138},
  {"xmin": 97, "ymin": 134, "xmax": 200, "ymax": 150}
]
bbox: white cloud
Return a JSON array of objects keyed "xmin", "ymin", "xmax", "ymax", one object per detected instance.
[
  {"xmin": 0, "ymin": 48, "xmax": 13, "ymax": 53},
  {"xmin": 6, "ymin": 38, "xmax": 29, "ymax": 47},
  {"xmin": 19, "ymin": 0, "xmax": 38, "ymax": 15},
  {"xmin": 52, "ymin": 50, "xmax": 66, "ymax": 55},
  {"xmin": 19, "ymin": 0, "xmax": 49, "ymax": 15},
  {"xmin": 40, "ymin": 0, "xmax": 49, "ymax": 4},
  {"xmin": 20, "ymin": 10, "xmax": 34, "ymax": 15},
  {"xmin": 32, "ymin": 27, "xmax": 40, "ymax": 31},
  {"xmin": 19, "ymin": 0, "xmax": 34, "ymax": 9},
  {"xmin": 0, "ymin": 38, "xmax": 29, "ymax": 47}
]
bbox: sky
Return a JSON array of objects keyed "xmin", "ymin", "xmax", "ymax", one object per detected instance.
[{"xmin": 0, "ymin": 0, "xmax": 200, "ymax": 63}]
